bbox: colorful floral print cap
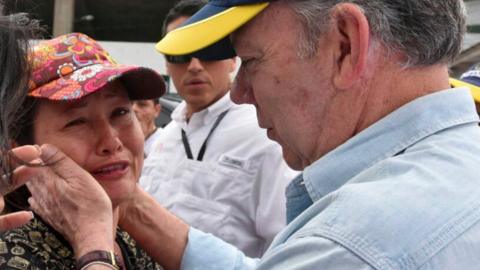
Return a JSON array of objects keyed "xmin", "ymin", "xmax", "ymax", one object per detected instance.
[{"xmin": 28, "ymin": 33, "xmax": 165, "ymax": 101}]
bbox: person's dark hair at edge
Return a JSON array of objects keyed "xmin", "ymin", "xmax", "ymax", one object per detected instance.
[
  {"xmin": 161, "ymin": 0, "xmax": 207, "ymax": 38},
  {"xmin": 0, "ymin": 3, "xmax": 39, "ymax": 186}
]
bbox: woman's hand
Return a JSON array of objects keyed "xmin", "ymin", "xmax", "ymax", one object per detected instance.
[
  {"xmin": 0, "ymin": 145, "xmax": 41, "ymax": 231},
  {"xmin": 0, "ymin": 196, "xmax": 33, "ymax": 231},
  {"xmin": 15, "ymin": 144, "xmax": 115, "ymax": 257}
]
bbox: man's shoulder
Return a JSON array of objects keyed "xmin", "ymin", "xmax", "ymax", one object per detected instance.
[{"xmin": 294, "ymin": 132, "xmax": 480, "ymax": 269}]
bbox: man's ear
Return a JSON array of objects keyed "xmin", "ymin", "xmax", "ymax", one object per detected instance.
[
  {"xmin": 330, "ymin": 3, "xmax": 370, "ymax": 90},
  {"xmin": 154, "ymin": 103, "xmax": 161, "ymax": 117}
]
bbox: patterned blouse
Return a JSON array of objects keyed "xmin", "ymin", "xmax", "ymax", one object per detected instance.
[{"xmin": 0, "ymin": 216, "xmax": 163, "ymax": 270}]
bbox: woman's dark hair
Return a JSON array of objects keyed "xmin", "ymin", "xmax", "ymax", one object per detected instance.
[
  {"xmin": 3, "ymin": 96, "xmax": 38, "ymax": 213},
  {"xmin": 0, "ymin": 3, "xmax": 40, "ymax": 212}
]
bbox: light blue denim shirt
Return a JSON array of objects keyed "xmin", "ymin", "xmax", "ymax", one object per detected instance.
[
  {"xmin": 285, "ymin": 173, "xmax": 312, "ymax": 224},
  {"xmin": 181, "ymin": 88, "xmax": 480, "ymax": 270}
]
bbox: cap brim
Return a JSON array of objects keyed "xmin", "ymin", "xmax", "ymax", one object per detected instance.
[
  {"xmin": 29, "ymin": 64, "xmax": 165, "ymax": 101},
  {"xmin": 121, "ymin": 67, "xmax": 166, "ymax": 100},
  {"xmin": 156, "ymin": 2, "xmax": 269, "ymax": 55},
  {"xmin": 450, "ymin": 78, "xmax": 480, "ymax": 103}
]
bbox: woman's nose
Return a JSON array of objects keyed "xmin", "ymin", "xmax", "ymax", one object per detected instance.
[{"xmin": 96, "ymin": 123, "xmax": 123, "ymax": 156}]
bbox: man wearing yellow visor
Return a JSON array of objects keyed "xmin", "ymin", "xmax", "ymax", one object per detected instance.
[
  {"xmin": 21, "ymin": 1, "xmax": 480, "ymax": 270},
  {"xmin": 141, "ymin": 0, "xmax": 297, "ymax": 258},
  {"xmin": 450, "ymin": 64, "xmax": 480, "ymax": 113}
]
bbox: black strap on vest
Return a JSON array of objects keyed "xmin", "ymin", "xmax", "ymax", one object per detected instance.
[{"xmin": 181, "ymin": 110, "xmax": 229, "ymax": 161}]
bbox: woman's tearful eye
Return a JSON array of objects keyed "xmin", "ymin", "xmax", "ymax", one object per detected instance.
[
  {"xmin": 64, "ymin": 118, "xmax": 86, "ymax": 128},
  {"xmin": 113, "ymin": 107, "xmax": 131, "ymax": 118}
]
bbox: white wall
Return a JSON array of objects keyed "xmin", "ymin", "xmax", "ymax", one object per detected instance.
[
  {"xmin": 99, "ymin": 41, "xmax": 164, "ymax": 72},
  {"xmin": 98, "ymin": 41, "xmax": 179, "ymax": 93}
]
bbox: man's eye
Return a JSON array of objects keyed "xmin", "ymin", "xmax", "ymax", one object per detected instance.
[
  {"xmin": 241, "ymin": 59, "xmax": 252, "ymax": 66},
  {"xmin": 134, "ymin": 102, "xmax": 147, "ymax": 108},
  {"xmin": 241, "ymin": 58, "xmax": 258, "ymax": 71}
]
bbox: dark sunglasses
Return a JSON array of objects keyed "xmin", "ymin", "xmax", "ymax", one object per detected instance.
[
  {"xmin": 164, "ymin": 54, "xmax": 228, "ymax": 64},
  {"xmin": 164, "ymin": 54, "xmax": 195, "ymax": 64}
]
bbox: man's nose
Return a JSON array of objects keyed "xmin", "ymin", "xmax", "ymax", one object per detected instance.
[
  {"xmin": 132, "ymin": 104, "xmax": 140, "ymax": 114},
  {"xmin": 187, "ymin": 58, "xmax": 204, "ymax": 72},
  {"xmin": 230, "ymin": 73, "xmax": 254, "ymax": 105}
]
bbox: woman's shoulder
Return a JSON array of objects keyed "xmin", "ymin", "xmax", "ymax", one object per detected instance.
[
  {"xmin": 0, "ymin": 216, "xmax": 74, "ymax": 269},
  {"xmin": 117, "ymin": 229, "xmax": 164, "ymax": 270}
]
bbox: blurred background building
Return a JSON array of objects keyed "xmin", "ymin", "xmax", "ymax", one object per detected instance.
[
  {"xmin": 5, "ymin": 0, "xmax": 174, "ymax": 92},
  {"xmin": 5, "ymin": 0, "xmax": 171, "ymax": 41},
  {"xmin": 451, "ymin": 0, "xmax": 480, "ymax": 76}
]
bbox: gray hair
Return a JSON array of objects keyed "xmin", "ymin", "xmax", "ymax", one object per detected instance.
[{"xmin": 283, "ymin": 0, "xmax": 466, "ymax": 67}]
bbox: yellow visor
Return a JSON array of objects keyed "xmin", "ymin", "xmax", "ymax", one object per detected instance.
[
  {"xmin": 156, "ymin": 2, "xmax": 269, "ymax": 56},
  {"xmin": 450, "ymin": 78, "xmax": 480, "ymax": 103}
]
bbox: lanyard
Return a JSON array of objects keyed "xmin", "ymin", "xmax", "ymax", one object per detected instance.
[{"xmin": 181, "ymin": 109, "xmax": 229, "ymax": 161}]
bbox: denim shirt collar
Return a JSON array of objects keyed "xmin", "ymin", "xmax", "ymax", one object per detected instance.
[{"xmin": 303, "ymin": 87, "xmax": 479, "ymax": 202}]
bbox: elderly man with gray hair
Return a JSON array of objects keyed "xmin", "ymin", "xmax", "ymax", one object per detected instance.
[{"xmin": 18, "ymin": 0, "xmax": 480, "ymax": 269}]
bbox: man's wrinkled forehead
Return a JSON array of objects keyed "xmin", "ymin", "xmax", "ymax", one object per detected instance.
[
  {"xmin": 231, "ymin": 25, "xmax": 252, "ymax": 52},
  {"xmin": 231, "ymin": 1, "xmax": 291, "ymax": 54},
  {"xmin": 230, "ymin": 3, "xmax": 270, "ymax": 51}
]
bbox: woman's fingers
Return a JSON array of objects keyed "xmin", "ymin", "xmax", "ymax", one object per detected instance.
[
  {"xmin": 8, "ymin": 145, "xmax": 41, "ymax": 164},
  {"xmin": 0, "ymin": 211, "xmax": 33, "ymax": 232},
  {"xmin": 1, "ymin": 145, "xmax": 42, "ymax": 194}
]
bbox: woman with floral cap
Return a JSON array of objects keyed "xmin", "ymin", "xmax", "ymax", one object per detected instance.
[{"xmin": 1, "ymin": 32, "xmax": 165, "ymax": 270}]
